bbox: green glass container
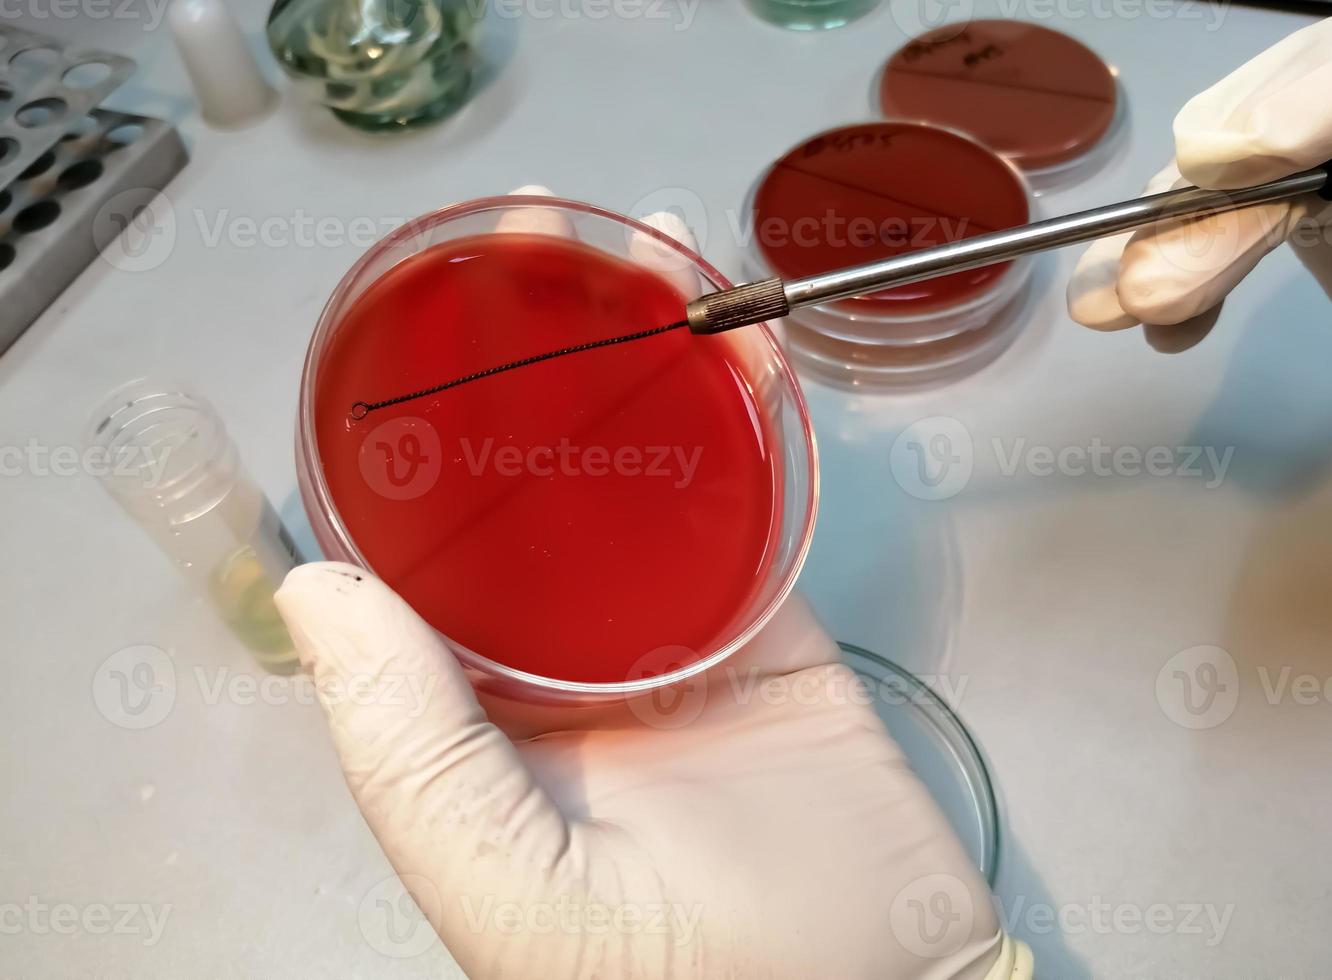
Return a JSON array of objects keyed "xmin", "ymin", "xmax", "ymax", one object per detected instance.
[
  {"xmin": 746, "ymin": 0, "xmax": 880, "ymax": 30},
  {"xmin": 267, "ymin": 0, "xmax": 483, "ymax": 131}
]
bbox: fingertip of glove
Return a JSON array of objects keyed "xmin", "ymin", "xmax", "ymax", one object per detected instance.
[
  {"xmin": 1067, "ymin": 287, "xmax": 1140, "ymax": 331},
  {"xmin": 637, "ymin": 209, "xmax": 696, "ymax": 249},
  {"xmin": 1066, "ymin": 236, "xmax": 1140, "ymax": 331},
  {"xmin": 275, "ymin": 563, "xmax": 391, "ymax": 667},
  {"xmin": 277, "ymin": 561, "xmax": 375, "ymax": 612},
  {"xmin": 497, "ymin": 186, "xmax": 575, "ymax": 238},
  {"xmin": 1116, "ymin": 259, "xmax": 1211, "ymax": 327},
  {"xmin": 628, "ymin": 210, "xmax": 701, "ymax": 296}
]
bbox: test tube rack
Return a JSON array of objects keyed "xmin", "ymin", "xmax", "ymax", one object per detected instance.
[{"xmin": 0, "ymin": 25, "xmax": 188, "ymax": 354}]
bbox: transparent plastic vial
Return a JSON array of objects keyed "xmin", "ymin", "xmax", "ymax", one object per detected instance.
[
  {"xmin": 267, "ymin": 0, "xmax": 483, "ymax": 131},
  {"xmin": 86, "ymin": 381, "xmax": 302, "ymax": 674}
]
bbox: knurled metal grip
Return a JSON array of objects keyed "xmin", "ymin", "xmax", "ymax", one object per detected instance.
[{"xmin": 686, "ymin": 277, "xmax": 790, "ymax": 335}]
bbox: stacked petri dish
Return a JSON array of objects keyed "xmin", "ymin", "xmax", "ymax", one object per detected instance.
[
  {"xmin": 743, "ymin": 19, "xmax": 1125, "ymax": 387},
  {"xmin": 742, "ymin": 120, "xmax": 1035, "ymax": 387}
]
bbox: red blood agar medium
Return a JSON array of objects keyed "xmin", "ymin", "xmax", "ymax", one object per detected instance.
[
  {"xmin": 314, "ymin": 234, "xmax": 781, "ymax": 685},
  {"xmin": 878, "ymin": 21, "xmax": 1118, "ymax": 172},
  {"xmin": 751, "ymin": 121, "xmax": 1029, "ymax": 314}
]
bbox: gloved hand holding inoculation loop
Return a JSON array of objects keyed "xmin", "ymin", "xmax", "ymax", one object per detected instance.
[{"xmin": 1067, "ymin": 18, "xmax": 1332, "ymax": 349}]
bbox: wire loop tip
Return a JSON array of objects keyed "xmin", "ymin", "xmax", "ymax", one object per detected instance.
[{"xmin": 350, "ymin": 319, "xmax": 690, "ymax": 417}]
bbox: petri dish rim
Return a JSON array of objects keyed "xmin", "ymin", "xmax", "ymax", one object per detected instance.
[{"xmin": 839, "ymin": 641, "xmax": 1001, "ymax": 885}]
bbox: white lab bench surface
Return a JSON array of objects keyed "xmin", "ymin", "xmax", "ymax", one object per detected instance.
[{"xmin": 1, "ymin": 1, "xmax": 1328, "ymax": 976}]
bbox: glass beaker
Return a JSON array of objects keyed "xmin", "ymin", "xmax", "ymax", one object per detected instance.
[
  {"xmin": 267, "ymin": 0, "xmax": 484, "ymax": 130},
  {"xmin": 745, "ymin": 0, "xmax": 880, "ymax": 31}
]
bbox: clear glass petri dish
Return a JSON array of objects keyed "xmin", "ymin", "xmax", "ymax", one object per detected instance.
[
  {"xmin": 876, "ymin": 20, "xmax": 1126, "ymax": 190},
  {"xmin": 296, "ymin": 197, "xmax": 819, "ymax": 703},
  {"xmin": 742, "ymin": 121, "xmax": 1035, "ymax": 388},
  {"xmin": 839, "ymin": 642, "xmax": 1000, "ymax": 884}
]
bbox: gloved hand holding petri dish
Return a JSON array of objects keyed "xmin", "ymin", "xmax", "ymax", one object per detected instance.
[
  {"xmin": 281, "ymin": 187, "xmax": 1033, "ymax": 979},
  {"xmin": 276, "ymin": 562, "xmax": 1033, "ymax": 980}
]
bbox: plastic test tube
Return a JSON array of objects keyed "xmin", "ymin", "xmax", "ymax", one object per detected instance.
[{"xmin": 85, "ymin": 380, "xmax": 301, "ymax": 674}]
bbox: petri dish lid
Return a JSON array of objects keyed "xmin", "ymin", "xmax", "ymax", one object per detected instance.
[
  {"xmin": 839, "ymin": 642, "xmax": 1000, "ymax": 884},
  {"xmin": 878, "ymin": 20, "xmax": 1119, "ymax": 176}
]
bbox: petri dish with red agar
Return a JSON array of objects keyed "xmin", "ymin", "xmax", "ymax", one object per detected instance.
[
  {"xmin": 296, "ymin": 197, "xmax": 817, "ymax": 702},
  {"xmin": 878, "ymin": 20, "xmax": 1123, "ymax": 186},
  {"xmin": 744, "ymin": 120, "xmax": 1034, "ymax": 387}
]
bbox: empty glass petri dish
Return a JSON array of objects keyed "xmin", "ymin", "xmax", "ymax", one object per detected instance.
[{"xmin": 840, "ymin": 642, "xmax": 1000, "ymax": 883}]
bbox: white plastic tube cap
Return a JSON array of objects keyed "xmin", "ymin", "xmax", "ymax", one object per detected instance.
[{"xmin": 169, "ymin": 0, "xmax": 277, "ymax": 129}]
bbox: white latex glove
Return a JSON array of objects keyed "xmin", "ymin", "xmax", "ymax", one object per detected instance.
[
  {"xmin": 276, "ymin": 563, "xmax": 1031, "ymax": 979},
  {"xmin": 1067, "ymin": 18, "xmax": 1332, "ymax": 350}
]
